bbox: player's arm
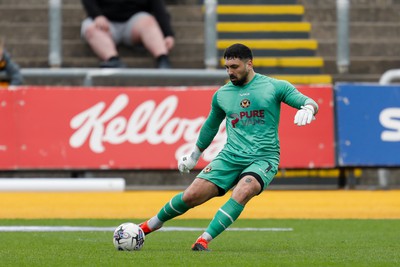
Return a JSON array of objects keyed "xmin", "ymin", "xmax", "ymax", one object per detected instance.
[
  {"xmin": 178, "ymin": 92, "xmax": 225, "ymax": 173},
  {"xmin": 274, "ymin": 79, "xmax": 319, "ymax": 126}
]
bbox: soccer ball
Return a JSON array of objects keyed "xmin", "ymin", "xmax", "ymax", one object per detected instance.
[{"xmin": 113, "ymin": 222, "xmax": 145, "ymax": 251}]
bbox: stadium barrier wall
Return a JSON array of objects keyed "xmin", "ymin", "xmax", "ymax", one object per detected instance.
[
  {"xmin": 0, "ymin": 85, "xmax": 335, "ymax": 170},
  {"xmin": 335, "ymin": 83, "xmax": 400, "ymax": 166},
  {"xmin": 0, "ymin": 178, "xmax": 125, "ymax": 191}
]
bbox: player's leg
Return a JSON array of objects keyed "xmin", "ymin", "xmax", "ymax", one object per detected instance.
[
  {"xmin": 192, "ymin": 160, "xmax": 277, "ymax": 251},
  {"xmin": 191, "ymin": 175, "xmax": 260, "ymax": 251},
  {"xmin": 140, "ymin": 177, "xmax": 219, "ymax": 235}
]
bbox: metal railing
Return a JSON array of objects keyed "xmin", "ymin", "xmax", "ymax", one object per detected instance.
[
  {"xmin": 204, "ymin": 0, "xmax": 218, "ymax": 69},
  {"xmin": 336, "ymin": 0, "xmax": 350, "ymax": 74},
  {"xmin": 2, "ymin": 68, "xmax": 227, "ymax": 86},
  {"xmin": 48, "ymin": 0, "xmax": 62, "ymax": 67}
]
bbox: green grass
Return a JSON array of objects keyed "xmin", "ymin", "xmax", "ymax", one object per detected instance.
[{"xmin": 0, "ymin": 219, "xmax": 399, "ymax": 267}]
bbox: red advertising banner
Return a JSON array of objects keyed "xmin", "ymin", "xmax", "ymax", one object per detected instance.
[{"xmin": 0, "ymin": 85, "xmax": 334, "ymax": 170}]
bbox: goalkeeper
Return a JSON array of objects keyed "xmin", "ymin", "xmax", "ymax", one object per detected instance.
[{"xmin": 140, "ymin": 43, "xmax": 318, "ymax": 251}]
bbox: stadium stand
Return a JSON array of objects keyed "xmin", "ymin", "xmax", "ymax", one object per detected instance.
[
  {"xmin": 0, "ymin": 0, "xmax": 205, "ymax": 86},
  {"xmin": 216, "ymin": 0, "xmax": 332, "ymax": 84},
  {"xmin": 300, "ymin": 0, "xmax": 400, "ymax": 82}
]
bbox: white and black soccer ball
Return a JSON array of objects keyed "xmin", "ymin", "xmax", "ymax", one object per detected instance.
[{"xmin": 113, "ymin": 222, "xmax": 145, "ymax": 251}]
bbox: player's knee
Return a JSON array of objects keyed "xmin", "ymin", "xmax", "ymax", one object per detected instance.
[
  {"xmin": 182, "ymin": 190, "xmax": 202, "ymax": 207},
  {"xmin": 233, "ymin": 178, "xmax": 261, "ymax": 204}
]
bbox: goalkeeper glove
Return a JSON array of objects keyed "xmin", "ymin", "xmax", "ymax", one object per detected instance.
[
  {"xmin": 178, "ymin": 146, "xmax": 202, "ymax": 174},
  {"xmin": 294, "ymin": 105, "xmax": 315, "ymax": 126}
]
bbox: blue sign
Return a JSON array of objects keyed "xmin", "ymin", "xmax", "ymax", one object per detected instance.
[{"xmin": 335, "ymin": 83, "xmax": 400, "ymax": 166}]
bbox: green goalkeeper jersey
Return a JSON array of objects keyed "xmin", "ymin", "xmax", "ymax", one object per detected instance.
[{"xmin": 196, "ymin": 73, "xmax": 318, "ymax": 165}]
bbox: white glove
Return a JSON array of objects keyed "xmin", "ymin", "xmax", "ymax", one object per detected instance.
[
  {"xmin": 294, "ymin": 105, "xmax": 315, "ymax": 126},
  {"xmin": 178, "ymin": 146, "xmax": 202, "ymax": 174}
]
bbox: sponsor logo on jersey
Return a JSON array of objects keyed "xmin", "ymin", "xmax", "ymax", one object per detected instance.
[
  {"xmin": 230, "ymin": 113, "xmax": 240, "ymax": 128},
  {"xmin": 230, "ymin": 110, "xmax": 265, "ymax": 128}
]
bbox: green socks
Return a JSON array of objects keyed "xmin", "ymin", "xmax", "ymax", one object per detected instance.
[
  {"xmin": 157, "ymin": 192, "xmax": 190, "ymax": 222},
  {"xmin": 155, "ymin": 193, "xmax": 244, "ymax": 241},
  {"xmin": 205, "ymin": 198, "xmax": 244, "ymax": 239}
]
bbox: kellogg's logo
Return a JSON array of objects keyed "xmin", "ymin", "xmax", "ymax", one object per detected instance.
[{"xmin": 69, "ymin": 94, "xmax": 226, "ymax": 162}]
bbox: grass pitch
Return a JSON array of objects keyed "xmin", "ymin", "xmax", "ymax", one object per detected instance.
[{"xmin": 0, "ymin": 219, "xmax": 399, "ymax": 267}]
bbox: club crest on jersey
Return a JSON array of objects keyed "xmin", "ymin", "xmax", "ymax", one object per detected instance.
[
  {"xmin": 203, "ymin": 166, "xmax": 212, "ymax": 173},
  {"xmin": 240, "ymin": 99, "xmax": 251, "ymax": 108}
]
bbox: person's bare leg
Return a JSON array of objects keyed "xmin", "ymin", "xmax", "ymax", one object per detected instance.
[
  {"xmin": 84, "ymin": 24, "xmax": 118, "ymax": 61},
  {"xmin": 131, "ymin": 16, "xmax": 168, "ymax": 58}
]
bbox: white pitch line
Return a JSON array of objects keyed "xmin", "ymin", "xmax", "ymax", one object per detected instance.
[{"xmin": 0, "ymin": 226, "xmax": 293, "ymax": 232}]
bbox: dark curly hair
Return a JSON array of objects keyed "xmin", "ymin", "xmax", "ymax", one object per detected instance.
[{"xmin": 223, "ymin": 43, "xmax": 253, "ymax": 61}]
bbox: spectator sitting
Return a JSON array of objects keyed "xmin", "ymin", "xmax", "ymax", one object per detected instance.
[
  {"xmin": 0, "ymin": 38, "xmax": 23, "ymax": 86},
  {"xmin": 80, "ymin": 0, "xmax": 175, "ymax": 69}
]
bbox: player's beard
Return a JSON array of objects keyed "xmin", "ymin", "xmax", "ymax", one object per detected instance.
[{"xmin": 230, "ymin": 69, "xmax": 249, "ymax": 86}]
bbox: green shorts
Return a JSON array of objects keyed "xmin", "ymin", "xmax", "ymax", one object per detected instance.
[{"xmin": 197, "ymin": 150, "xmax": 278, "ymax": 196}]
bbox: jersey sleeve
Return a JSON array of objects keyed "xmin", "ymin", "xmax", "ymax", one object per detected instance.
[
  {"xmin": 196, "ymin": 91, "xmax": 226, "ymax": 150},
  {"xmin": 273, "ymin": 79, "xmax": 319, "ymax": 114}
]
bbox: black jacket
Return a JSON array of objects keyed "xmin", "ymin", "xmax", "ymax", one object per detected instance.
[{"xmin": 0, "ymin": 50, "xmax": 23, "ymax": 86}]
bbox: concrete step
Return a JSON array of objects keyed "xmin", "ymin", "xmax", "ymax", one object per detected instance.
[
  {"xmin": 218, "ymin": 22, "xmax": 311, "ymax": 39},
  {"xmin": 300, "ymin": 0, "xmax": 400, "ymax": 7},
  {"xmin": 6, "ymin": 42, "xmax": 201, "ymax": 57},
  {"xmin": 13, "ymin": 54, "xmax": 204, "ymax": 69},
  {"xmin": 0, "ymin": 21, "xmax": 204, "ymax": 41},
  {"xmin": 332, "ymin": 73, "xmax": 382, "ymax": 83},
  {"xmin": 317, "ymin": 40, "xmax": 400, "ymax": 57},
  {"xmin": 7, "ymin": 39, "xmax": 204, "ymax": 68},
  {"xmin": 323, "ymin": 57, "xmax": 400, "ymax": 75},
  {"xmin": 217, "ymin": 5, "xmax": 304, "ymax": 22},
  {"xmin": 65, "ymin": 5, "xmax": 203, "ymax": 22},
  {"xmin": 218, "ymin": 39, "xmax": 318, "ymax": 57},
  {"xmin": 304, "ymin": 6, "xmax": 400, "ymax": 22},
  {"xmin": 0, "ymin": 5, "xmax": 203, "ymax": 23},
  {"xmin": 254, "ymin": 67, "xmax": 321, "ymax": 75},
  {"xmin": 311, "ymin": 22, "xmax": 400, "ymax": 40}
]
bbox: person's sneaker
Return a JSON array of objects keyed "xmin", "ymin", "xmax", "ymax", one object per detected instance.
[
  {"xmin": 100, "ymin": 57, "xmax": 126, "ymax": 68},
  {"xmin": 156, "ymin": 55, "xmax": 171, "ymax": 69},
  {"xmin": 191, "ymin": 237, "xmax": 209, "ymax": 251},
  {"xmin": 139, "ymin": 220, "xmax": 160, "ymax": 235}
]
